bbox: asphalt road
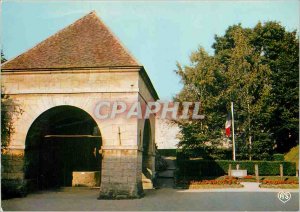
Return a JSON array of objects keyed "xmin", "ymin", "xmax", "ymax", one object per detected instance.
[{"xmin": 1, "ymin": 188, "xmax": 299, "ymax": 211}]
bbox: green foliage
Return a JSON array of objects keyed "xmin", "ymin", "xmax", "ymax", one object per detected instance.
[
  {"xmin": 1, "ymin": 90, "xmax": 23, "ymax": 151},
  {"xmin": 175, "ymin": 21, "xmax": 299, "ymax": 159},
  {"xmin": 273, "ymin": 154, "xmax": 285, "ymax": 161},
  {"xmin": 1, "ymin": 52, "xmax": 24, "ymax": 150},
  {"xmin": 176, "ymin": 159, "xmax": 296, "ymax": 178},
  {"xmin": 1, "ymin": 50, "xmax": 7, "ymax": 63},
  {"xmin": 284, "ymin": 145, "xmax": 299, "ymax": 170},
  {"xmin": 176, "ymin": 148, "xmax": 232, "ymax": 160},
  {"xmin": 157, "ymin": 149, "xmax": 177, "ymax": 157}
]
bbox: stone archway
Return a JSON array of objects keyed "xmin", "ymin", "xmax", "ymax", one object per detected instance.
[
  {"xmin": 1, "ymin": 12, "xmax": 159, "ymax": 199},
  {"xmin": 24, "ymin": 105, "xmax": 102, "ymax": 190}
]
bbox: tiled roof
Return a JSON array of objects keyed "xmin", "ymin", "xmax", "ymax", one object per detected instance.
[{"xmin": 2, "ymin": 11, "xmax": 139, "ymax": 70}]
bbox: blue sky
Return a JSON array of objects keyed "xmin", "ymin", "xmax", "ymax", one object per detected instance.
[{"xmin": 2, "ymin": 1, "xmax": 299, "ymax": 99}]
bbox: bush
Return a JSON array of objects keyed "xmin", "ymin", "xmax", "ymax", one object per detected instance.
[
  {"xmin": 273, "ymin": 153, "xmax": 285, "ymax": 161},
  {"xmin": 157, "ymin": 149, "xmax": 177, "ymax": 157},
  {"xmin": 176, "ymin": 160, "xmax": 297, "ymax": 178},
  {"xmin": 176, "ymin": 148, "xmax": 232, "ymax": 160}
]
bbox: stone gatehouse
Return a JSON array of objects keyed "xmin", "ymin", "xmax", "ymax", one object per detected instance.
[{"xmin": 1, "ymin": 11, "xmax": 159, "ymax": 199}]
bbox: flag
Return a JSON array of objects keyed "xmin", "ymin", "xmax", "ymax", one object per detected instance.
[{"xmin": 225, "ymin": 112, "xmax": 231, "ymax": 137}]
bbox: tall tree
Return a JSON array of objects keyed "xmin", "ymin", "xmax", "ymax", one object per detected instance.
[
  {"xmin": 1, "ymin": 50, "xmax": 7, "ymax": 63},
  {"xmin": 175, "ymin": 21, "xmax": 298, "ymax": 159},
  {"xmin": 213, "ymin": 22, "xmax": 299, "ymax": 153}
]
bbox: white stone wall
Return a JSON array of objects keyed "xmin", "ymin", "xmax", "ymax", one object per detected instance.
[{"xmin": 155, "ymin": 118, "xmax": 181, "ymax": 149}]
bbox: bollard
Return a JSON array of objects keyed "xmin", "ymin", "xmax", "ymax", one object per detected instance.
[
  {"xmin": 236, "ymin": 164, "xmax": 239, "ymax": 170},
  {"xmin": 280, "ymin": 164, "xmax": 283, "ymax": 180},
  {"xmin": 228, "ymin": 164, "xmax": 232, "ymax": 177},
  {"xmin": 255, "ymin": 164, "xmax": 259, "ymax": 182}
]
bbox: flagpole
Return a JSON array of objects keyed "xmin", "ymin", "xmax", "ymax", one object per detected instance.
[{"xmin": 231, "ymin": 102, "xmax": 236, "ymax": 161}]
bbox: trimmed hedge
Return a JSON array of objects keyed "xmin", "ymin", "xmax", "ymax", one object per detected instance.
[
  {"xmin": 157, "ymin": 149, "xmax": 177, "ymax": 157},
  {"xmin": 176, "ymin": 160, "xmax": 297, "ymax": 178},
  {"xmin": 273, "ymin": 154, "xmax": 285, "ymax": 161},
  {"xmin": 176, "ymin": 148, "xmax": 232, "ymax": 160}
]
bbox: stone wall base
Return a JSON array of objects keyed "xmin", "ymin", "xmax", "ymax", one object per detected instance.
[
  {"xmin": 1, "ymin": 179, "xmax": 27, "ymax": 199},
  {"xmin": 98, "ymin": 182, "xmax": 144, "ymax": 199}
]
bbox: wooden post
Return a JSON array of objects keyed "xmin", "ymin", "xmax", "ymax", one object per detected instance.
[
  {"xmin": 280, "ymin": 164, "xmax": 283, "ymax": 180},
  {"xmin": 228, "ymin": 164, "xmax": 232, "ymax": 177},
  {"xmin": 255, "ymin": 164, "xmax": 259, "ymax": 182}
]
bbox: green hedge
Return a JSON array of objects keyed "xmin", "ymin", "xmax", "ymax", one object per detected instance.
[
  {"xmin": 176, "ymin": 148, "xmax": 232, "ymax": 160},
  {"xmin": 157, "ymin": 149, "xmax": 177, "ymax": 157},
  {"xmin": 176, "ymin": 160, "xmax": 297, "ymax": 177},
  {"xmin": 273, "ymin": 154, "xmax": 285, "ymax": 161}
]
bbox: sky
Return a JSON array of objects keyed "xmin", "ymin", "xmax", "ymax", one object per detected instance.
[{"xmin": 1, "ymin": 0, "xmax": 299, "ymax": 100}]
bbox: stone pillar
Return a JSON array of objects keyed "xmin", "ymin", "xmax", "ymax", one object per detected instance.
[{"xmin": 98, "ymin": 146, "xmax": 144, "ymax": 199}]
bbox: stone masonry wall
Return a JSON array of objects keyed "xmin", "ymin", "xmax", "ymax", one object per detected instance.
[
  {"xmin": 1, "ymin": 149, "xmax": 26, "ymax": 198},
  {"xmin": 99, "ymin": 148, "xmax": 143, "ymax": 199},
  {"xmin": 1, "ymin": 68, "xmax": 156, "ymax": 199}
]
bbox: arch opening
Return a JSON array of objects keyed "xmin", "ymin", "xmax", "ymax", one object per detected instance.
[
  {"xmin": 142, "ymin": 119, "xmax": 153, "ymax": 181},
  {"xmin": 24, "ymin": 105, "xmax": 102, "ymax": 190}
]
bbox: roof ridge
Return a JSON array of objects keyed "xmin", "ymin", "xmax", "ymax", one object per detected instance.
[
  {"xmin": 2, "ymin": 11, "xmax": 139, "ymax": 69},
  {"xmin": 92, "ymin": 12, "xmax": 141, "ymax": 66}
]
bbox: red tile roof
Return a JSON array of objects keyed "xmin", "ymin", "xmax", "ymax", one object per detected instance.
[{"xmin": 2, "ymin": 11, "xmax": 139, "ymax": 70}]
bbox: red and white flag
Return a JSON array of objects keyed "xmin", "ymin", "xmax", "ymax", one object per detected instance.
[{"xmin": 225, "ymin": 112, "xmax": 231, "ymax": 137}]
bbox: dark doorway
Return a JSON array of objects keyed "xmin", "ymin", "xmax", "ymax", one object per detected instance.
[
  {"xmin": 142, "ymin": 119, "xmax": 152, "ymax": 179},
  {"xmin": 25, "ymin": 106, "xmax": 102, "ymax": 190}
]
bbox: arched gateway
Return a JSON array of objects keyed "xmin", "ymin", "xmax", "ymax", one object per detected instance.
[{"xmin": 1, "ymin": 11, "xmax": 158, "ymax": 199}]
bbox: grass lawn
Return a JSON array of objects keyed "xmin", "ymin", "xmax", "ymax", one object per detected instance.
[
  {"xmin": 259, "ymin": 176, "xmax": 299, "ymax": 181},
  {"xmin": 259, "ymin": 175, "xmax": 299, "ymax": 189},
  {"xmin": 239, "ymin": 176, "xmax": 299, "ymax": 182},
  {"xmin": 259, "ymin": 184, "xmax": 299, "ymax": 189},
  {"xmin": 188, "ymin": 184, "xmax": 243, "ymax": 189},
  {"xmin": 175, "ymin": 175, "xmax": 299, "ymax": 189},
  {"xmin": 175, "ymin": 176, "xmax": 243, "ymax": 189}
]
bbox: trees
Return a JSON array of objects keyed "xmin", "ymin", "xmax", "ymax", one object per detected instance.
[
  {"xmin": 1, "ymin": 50, "xmax": 7, "ymax": 63},
  {"xmin": 1, "ymin": 51, "xmax": 23, "ymax": 152},
  {"xmin": 175, "ymin": 21, "xmax": 298, "ymax": 159}
]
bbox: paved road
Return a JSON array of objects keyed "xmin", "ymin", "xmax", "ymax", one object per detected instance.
[{"xmin": 1, "ymin": 188, "xmax": 299, "ymax": 211}]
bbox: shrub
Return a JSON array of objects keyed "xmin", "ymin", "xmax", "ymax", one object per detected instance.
[
  {"xmin": 157, "ymin": 149, "xmax": 177, "ymax": 157},
  {"xmin": 176, "ymin": 160, "xmax": 297, "ymax": 179},
  {"xmin": 273, "ymin": 154, "xmax": 285, "ymax": 161},
  {"xmin": 176, "ymin": 148, "xmax": 232, "ymax": 160}
]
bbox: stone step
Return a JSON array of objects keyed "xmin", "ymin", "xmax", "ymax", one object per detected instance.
[
  {"xmin": 158, "ymin": 169, "xmax": 174, "ymax": 178},
  {"xmin": 156, "ymin": 178, "xmax": 174, "ymax": 188},
  {"xmin": 142, "ymin": 178, "xmax": 152, "ymax": 183}
]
